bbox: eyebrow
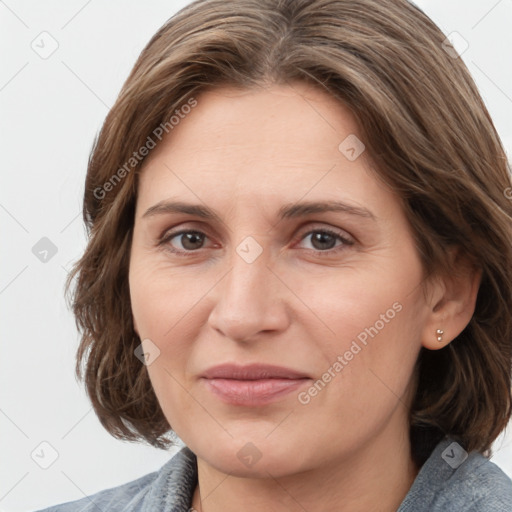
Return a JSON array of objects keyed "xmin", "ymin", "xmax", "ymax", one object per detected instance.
[{"xmin": 142, "ymin": 199, "xmax": 376, "ymax": 222}]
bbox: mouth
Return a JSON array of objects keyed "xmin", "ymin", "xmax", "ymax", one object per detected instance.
[{"xmin": 200, "ymin": 363, "xmax": 312, "ymax": 406}]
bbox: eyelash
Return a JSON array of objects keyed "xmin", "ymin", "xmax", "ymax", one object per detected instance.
[{"xmin": 157, "ymin": 226, "xmax": 355, "ymax": 257}]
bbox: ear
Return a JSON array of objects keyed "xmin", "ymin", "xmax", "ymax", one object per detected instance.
[{"xmin": 421, "ymin": 247, "xmax": 482, "ymax": 350}]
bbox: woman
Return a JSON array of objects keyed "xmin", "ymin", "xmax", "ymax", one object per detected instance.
[{"xmin": 38, "ymin": 0, "xmax": 512, "ymax": 510}]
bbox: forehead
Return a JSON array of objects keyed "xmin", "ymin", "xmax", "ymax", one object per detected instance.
[
  {"xmin": 135, "ymin": 82, "xmax": 395, "ymax": 219},
  {"xmin": 147, "ymin": 81, "xmax": 361, "ymax": 158}
]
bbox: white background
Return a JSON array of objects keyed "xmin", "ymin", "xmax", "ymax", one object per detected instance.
[{"xmin": 1, "ymin": 1, "xmax": 511, "ymax": 510}]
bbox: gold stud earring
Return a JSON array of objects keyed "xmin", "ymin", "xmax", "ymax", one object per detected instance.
[{"xmin": 436, "ymin": 329, "xmax": 444, "ymax": 342}]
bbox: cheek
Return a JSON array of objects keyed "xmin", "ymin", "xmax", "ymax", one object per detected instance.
[
  {"xmin": 290, "ymin": 277, "xmax": 423, "ymax": 458},
  {"xmin": 286, "ymin": 254, "xmax": 424, "ymax": 354},
  {"xmin": 129, "ymin": 256, "xmax": 212, "ymax": 341},
  {"xmin": 289, "ymin": 255, "xmax": 425, "ymax": 409},
  {"xmin": 129, "ymin": 259, "xmax": 213, "ymax": 430}
]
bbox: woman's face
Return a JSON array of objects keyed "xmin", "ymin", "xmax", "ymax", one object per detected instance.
[{"xmin": 129, "ymin": 82, "xmax": 433, "ymax": 477}]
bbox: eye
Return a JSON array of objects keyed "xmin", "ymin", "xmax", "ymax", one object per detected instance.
[
  {"xmin": 158, "ymin": 227, "xmax": 354, "ymax": 256},
  {"xmin": 296, "ymin": 228, "xmax": 354, "ymax": 254},
  {"xmin": 159, "ymin": 229, "xmax": 213, "ymax": 253}
]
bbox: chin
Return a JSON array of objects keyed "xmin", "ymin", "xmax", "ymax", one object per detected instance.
[{"xmin": 192, "ymin": 434, "xmax": 314, "ymax": 479}]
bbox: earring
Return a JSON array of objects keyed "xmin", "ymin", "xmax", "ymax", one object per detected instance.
[{"xmin": 436, "ymin": 329, "xmax": 444, "ymax": 342}]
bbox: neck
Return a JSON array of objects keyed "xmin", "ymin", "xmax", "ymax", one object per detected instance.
[{"xmin": 191, "ymin": 424, "xmax": 419, "ymax": 512}]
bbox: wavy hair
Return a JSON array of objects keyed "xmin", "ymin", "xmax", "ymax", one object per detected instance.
[{"xmin": 66, "ymin": 0, "xmax": 512, "ymax": 466}]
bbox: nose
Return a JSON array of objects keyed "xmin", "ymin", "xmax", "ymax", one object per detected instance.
[{"xmin": 207, "ymin": 243, "xmax": 290, "ymax": 343}]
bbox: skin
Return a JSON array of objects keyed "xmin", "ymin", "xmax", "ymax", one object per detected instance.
[{"xmin": 128, "ymin": 81, "xmax": 481, "ymax": 512}]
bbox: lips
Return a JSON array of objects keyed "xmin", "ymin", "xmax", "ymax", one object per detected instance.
[
  {"xmin": 201, "ymin": 363, "xmax": 310, "ymax": 380},
  {"xmin": 200, "ymin": 363, "xmax": 311, "ymax": 406}
]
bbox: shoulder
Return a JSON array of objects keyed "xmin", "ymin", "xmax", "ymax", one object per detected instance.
[
  {"xmin": 33, "ymin": 446, "xmax": 197, "ymax": 512},
  {"xmin": 34, "ymin": 471, "xmax": 157, "ymax": 512},
  {"xmin": 398, "ymin": 438, "xmax": 512, "ymax": 512},
  {"xmin": 445, "ymin": 448, "xmax": 512, "ymax": 511}
]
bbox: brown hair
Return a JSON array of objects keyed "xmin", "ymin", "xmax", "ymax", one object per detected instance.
[{"xmin": 66, "ymin": 0, "xmax": 512, "ymax": 466}]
